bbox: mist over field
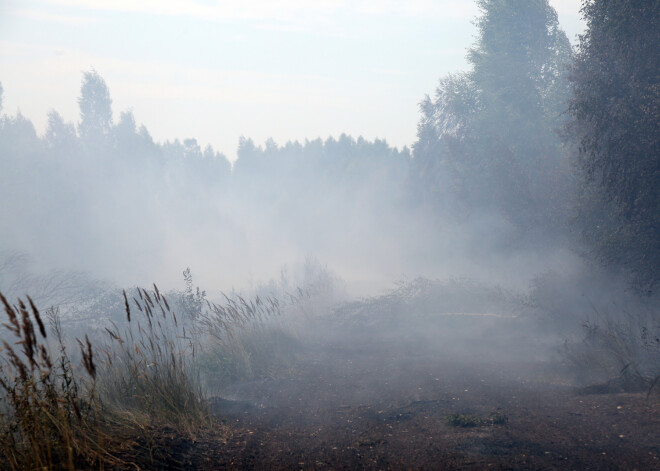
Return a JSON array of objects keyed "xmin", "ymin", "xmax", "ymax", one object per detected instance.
[
  {"xmin": 0, "ymin": 75, "xmax": 573, "ymax": 297},
  {"xmin": 0, "ymin": 70, "xmax": 576, "ymax": 295},
  {"xmin": 0, "ymin": 0, "xmax": 658, "ymax": 469}
]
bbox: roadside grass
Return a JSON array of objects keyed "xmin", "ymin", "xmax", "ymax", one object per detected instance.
[{"xmin": 95, "ymin": 286, "xmax": 209, "ymax": 430}]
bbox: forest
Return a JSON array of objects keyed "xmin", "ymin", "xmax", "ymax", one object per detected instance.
[{"xmin": 0, "ymin": 0, "xmax": 658, "ymax": 469}]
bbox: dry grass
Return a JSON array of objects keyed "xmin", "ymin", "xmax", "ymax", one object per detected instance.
[
  {"xmin": 0, "ymin": 282, "xmax": 303, "ymax": 469},
  {"xmin": 97, "ymin": 286, "xmax": 208, "ymax": 428},
  {"xmin": 196, "ymin": 293, "xmax": 299, "ymax": 392},
  {"xmin": 562, "ymin": 307, "xmax": 660, "ymax": 394},
  {"xmin": 0, "ymin": 292, "xmax": 106, "ymax": 470},
  {"xmin": 0, "ymin": 286, "xmax": 226, "ymax": 470}
]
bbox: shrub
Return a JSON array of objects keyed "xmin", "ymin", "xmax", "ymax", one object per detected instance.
[{"xmin": 562, "ymin": 307, "xmax": 660, "ymax": 392}]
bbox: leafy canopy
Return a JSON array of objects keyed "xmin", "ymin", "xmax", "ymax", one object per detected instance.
[
  {"xmin": 568, "ymin": 0, "xmax": 660, "ymax": 292},
  {"xmin": 413, "ymin": 0, "xmax": 573, "ymax": 237}
]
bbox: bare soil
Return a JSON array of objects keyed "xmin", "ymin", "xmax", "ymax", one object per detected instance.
[{"xmin": 133, "ymin": 338, "xmax": 660, "ymax": 470}]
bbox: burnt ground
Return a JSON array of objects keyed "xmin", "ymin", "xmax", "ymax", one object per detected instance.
[
  {"xmin": 181, "ymin": 334, "xmax": 660, "ymax": 471},
  {"xmin": 113, "ymin": 308, "xmax": 660, "ymax": 471}
]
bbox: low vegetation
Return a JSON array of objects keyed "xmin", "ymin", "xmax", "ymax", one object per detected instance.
[
  {"xmin": 564, "ymin": 315, "xmax": 660, "ymax": 395},
  {"xmin": 0, "ymin": 282, "xmax": 296, "ymax": 470},
  {"xmin": 0, "ymin": 292, "xmax": 106, "ymax": 470},
  {"xmin": 1, "ymin": 273, "xmax": 658, "ymax": 469}
]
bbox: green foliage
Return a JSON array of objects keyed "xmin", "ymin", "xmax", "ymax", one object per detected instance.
[
  {"xmin": 179, "ymin": 267, "xmax": 207, "ymax": 321},
  {"xmin": 196, "ymin": 328, "xmax": 299, "ymax": 393},
  {"xmin": 490, "ymin": 412, "xmax": 509, "ymax": 425},
  {"xmin": 568, "ymin": 0, "xmax": 660, "ymax": 292},
  {"xmin": 445, "ymin": 413, "xmax": 482, "ymax": 427},
  {"xmin": 196, "ymin": 291, "xmax": 297, "ymax": 392}
]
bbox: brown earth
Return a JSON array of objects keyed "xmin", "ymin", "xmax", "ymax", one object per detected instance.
[{"xmin": 122, "ymin": 339, "xmax": 660, "ymax": 470}]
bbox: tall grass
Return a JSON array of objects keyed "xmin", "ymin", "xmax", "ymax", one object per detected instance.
[
  {"xmin": 0, "ymin": 286, "xmax": 220, "ymax": 470},
  {"xmin": 0, "ymin": 281, "xmax": 303, "ymax": 469},
  {"xmin": 0, "ymin": 293, "xmax": 104, "ymax": 470},
  {"xmin": 97, "ymin": 286, "xmax": 208, "ymax": 428},
  {"xmin": 197, "ymin": 293, "xmax": 299, "ymax": 392}
]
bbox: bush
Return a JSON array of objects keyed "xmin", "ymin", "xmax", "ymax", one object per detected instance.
[{"xmin": 564, "ymin": 313, "xmax": 660, "ymax": 393}]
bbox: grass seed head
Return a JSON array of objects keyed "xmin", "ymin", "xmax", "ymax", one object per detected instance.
[
  {"xmin": 123, "ymin": 289, "xmax": 131, "ymax": 323},
  {"xmin": 26, "ymin": 295, "xmax": 46, "ymax": 339},
  {"xmin": 79, "ymin": 335, "xmax": 96, "ymax": 379}
]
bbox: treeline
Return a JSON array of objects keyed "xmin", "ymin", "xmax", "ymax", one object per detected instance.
[
  {"xmin": 412, "ymin": 0, "xmax": 658, "ymax": 292},
  {"xmin": 0, "ymin": 0, "xmax": 657, "ymax": 294},
  {"xmin": 0, "ymin": 72, "xmax": 413, "ymax": 284}
]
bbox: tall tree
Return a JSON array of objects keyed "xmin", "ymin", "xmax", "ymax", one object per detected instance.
[
  {"xmin": 568, "ymin": 0, "xmax": 660, "ymax": 291},
  {"xmin": 78, "ymin": 69, "xmax": 113, "ymax": 146},
  {"xmin": 413, "ymin": 0, "xmax": 573, "ymax": 238},
  {"xmin": 45, "ymin": 111, "xmax": 77, "ymax": 149}
]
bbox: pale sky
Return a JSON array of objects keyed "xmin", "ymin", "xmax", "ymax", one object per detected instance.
[{"xmin": 0, "ymin": 0, "xmax": 584, "ymax": 160}]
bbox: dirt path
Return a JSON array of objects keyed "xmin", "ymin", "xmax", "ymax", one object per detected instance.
[{"xmin": 200, "ymin": 344, "xmax": 660, "ymax": 470}]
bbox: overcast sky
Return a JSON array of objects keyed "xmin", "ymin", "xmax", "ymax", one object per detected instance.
[{"xmin": 0, "ymin": 0, "xmax": 584, "ymax": 160}]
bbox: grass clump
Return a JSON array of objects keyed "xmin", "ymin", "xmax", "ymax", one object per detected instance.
[
  {"xmin": 0, "ymin": 279, "xmax": 301, "ymax": 469},
  {"xmin": 0, "ymin": 286, "xmax": 224, "ymax": 470},
  {"xmin": 445, "ymin": 413, "xmax": 483, "ymax": 427},
  {"xmin": 197, "ymin": 293, "xmax": 299, "ymax": 391},
  {"xmin": 489, "ymin": 412, "xmax": 509, "ymax": 425},
  {"xmin": 97, "ymin": 286, "xmax": 209, "ymax": 429},
  {"xmin": 0, "ymin": 293, "xmax": 104, "ymax": 470}
]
